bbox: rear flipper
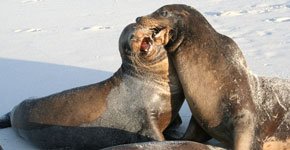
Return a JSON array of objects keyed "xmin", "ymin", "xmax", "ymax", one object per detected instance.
[{"xmin": 0, "ymin": 112, "xmax": 11, "ymax": 128}]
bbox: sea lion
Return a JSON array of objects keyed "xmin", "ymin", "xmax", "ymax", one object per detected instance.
[
  {"xmin": 0, "ymin": 145, "xmax": 3, "ymax": 150},
  {"xmin": 136, "ymin": 4, "xmax": 290, "ymax": 150},
  {"xmin": 0, "ymin": 23, "xmax": 185, "ymax": 149},
  {"xmin": 102, "ymin": 141, "xmax": 225, "ymax": 150}
]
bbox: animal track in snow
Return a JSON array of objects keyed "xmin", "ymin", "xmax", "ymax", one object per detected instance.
[
  {"xmin": 80, "ymin": 25, "xmax": 111, "ymax": 31},
  {"xmin": 204, "ymin": 12, "xmax": 222, "ymax": 16},
  {"xmin": 22, "ymin": 0, "xmax": 42, "ymax": 3},
  {"xmin": 265, "ymin": 17, "xmax": 290, "ymax": 23},
  {"xmin": 256, "ymin": 31, "xmax": 272, "ymax": 36},
  {"xmin": 14, "ymin": 28, "xmax": 42, "ymax": 33},
  {"xmin": 264, "ymin": 51, "xmax": 279, "ymax": 58},
  {"xmin": 205, "ymin": 10, "xmax": 248, "ymax": 17},
  {"xmin": 249, "ymin": 3, "xmax": 290, "ymax": 14},
  {"xmin": 221, "ymin": 10, "xmax": 248, "ymax": 16},
  {"xmin": 251, "ymin": 3, "xmax": 290, "ymax": 10},
  {"xmin": 205, "ymin": 3, "xmax": 290, "ymax": 17}
]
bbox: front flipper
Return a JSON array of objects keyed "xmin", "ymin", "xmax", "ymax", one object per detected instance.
[
  {"xmin": 164, "ymin": 115, "xmax": 212, "ymax": 142},
  {"xmin": 163, "ymin": 114, "xmax": 184, "ymax": 140},
  {"xmin": 182, "ymin": 116, "xmax": 212, "ymax": 142}
]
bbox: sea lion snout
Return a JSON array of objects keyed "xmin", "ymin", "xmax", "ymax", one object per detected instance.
[
  {"xmin": 135, "ymin": 16, "xmax": 151, "ymax": 25},
  {"xmin": 135, "ymin": 16, "xmax": 172, "ymax": 47},
  {"xmin": 135, "ymin": 10, "xmax": 184, "ymax": 53}
]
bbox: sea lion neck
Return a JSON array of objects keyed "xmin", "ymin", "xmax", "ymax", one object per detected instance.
[
  {"xmin": 120, "ymin": 58, "xmax": 171, "ymax": 85},
  {"xmin": 120, "ymin": 45, "xmax": 169, "ymax": 77}
]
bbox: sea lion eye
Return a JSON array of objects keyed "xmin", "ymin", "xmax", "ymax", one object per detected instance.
[{"xmin": 160, "ymin": 11, "xmax": 168, "ymax": 17}]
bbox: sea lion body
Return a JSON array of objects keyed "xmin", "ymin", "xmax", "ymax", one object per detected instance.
[
  {"xmin": 250, "ymin": 76, "xmax": 290, "ymax": 149},
  {"xmin": 102, "ymin": 141, "xmax": 225, "ymax": 150},
  {"xmin": 0, "ymin": 24, "xmax": 184, "ymax": 149},
  {"xmin": 136, "ymin": 4, "xmax": 290, "ymax": 150}
]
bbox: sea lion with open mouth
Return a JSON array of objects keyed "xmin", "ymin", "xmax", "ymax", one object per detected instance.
[
  {"xmin": 0, "ymin": 23, "xmax": 185, "ymax": 149},
  {"xmin": 136, "ymin": 4, "xmax": 290, "ymax": 150}
]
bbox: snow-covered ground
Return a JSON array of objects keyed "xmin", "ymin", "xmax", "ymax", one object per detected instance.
[{"xmin": 0, "ymin": 0, "xmax": 289, "ymax": 149}]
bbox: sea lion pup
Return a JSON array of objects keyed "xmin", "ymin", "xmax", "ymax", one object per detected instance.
[
  {"xmin": 136, "ymin": 4, "xmax": 290, "ymax": 150},
  {"xmin": 102, "ymin": 141, "xmax": 225, "ymax": 150},
  {"xmin": 0, "ymin": 23, "xmax": 185, "ymax": 149}
]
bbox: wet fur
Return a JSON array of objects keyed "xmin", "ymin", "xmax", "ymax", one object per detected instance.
[
  {"xmin": 136, "ymin": 4, "xmax": 290, "ymax": 150},
  {"xmin": 0, "ymin": 24, "xmax": 185, "ymax": 149}
]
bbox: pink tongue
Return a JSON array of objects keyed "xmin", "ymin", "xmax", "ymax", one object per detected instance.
[
  {"xmin": 141, "ymin": 41, "xmax": 149, "ymax": 51},
  {"xmin": 140, "ymin": 37, "xmax": 150, "ymax": 52}
]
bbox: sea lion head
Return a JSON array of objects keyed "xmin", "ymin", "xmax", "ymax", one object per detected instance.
[
  {"xmin": 135, "ymin": 4, "xmax": 216, "ymax": 53},
  {"xmin": 118, "ymin": 23, "xmax": 172, "ymax": 78}
]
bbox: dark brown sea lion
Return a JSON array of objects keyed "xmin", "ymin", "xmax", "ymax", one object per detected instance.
[
  {"xmin": 0, "ymin": 23, "xmax": 185, "ymax": 149},
  {"xmin": 102, "ymin": 141, "xmax": 225, "ymax": 150},
  {"xmin": 136, "ymin": 4, "xmax": 290, "ymax": 150}
]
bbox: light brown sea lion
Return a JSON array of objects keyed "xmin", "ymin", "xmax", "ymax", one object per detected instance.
[
  {"xmin": 102, "ymin": 141, "xmax": 225, "ymax": 150},
  {"xmin": 136, "ymin": 4, "xmax": 290, "ymax": 150},
  {"xmin": 0, "ymin": 23, "xmax": 185, "ymax": 149}
]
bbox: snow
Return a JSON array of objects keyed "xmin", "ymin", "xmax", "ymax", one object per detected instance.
[{"xmin": 0, "ymin": 0, "xmax": 289, "ymax": 149}]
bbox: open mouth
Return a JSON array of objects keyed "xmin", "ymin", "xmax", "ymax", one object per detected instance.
[
  {"xmin": 139, "ymin": 26, "xmax": 169, "ymax": 54},
  {"xmin": 140, "ymin": 37, "xmax": 152, "ymax": 54}
]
